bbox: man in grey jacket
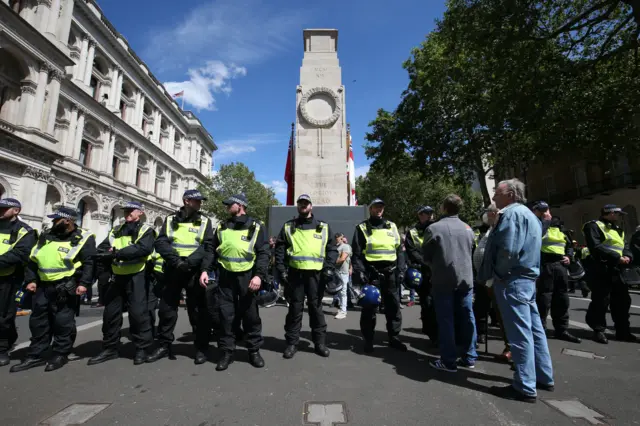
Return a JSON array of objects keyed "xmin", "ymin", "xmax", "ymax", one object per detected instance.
[{"xmin": 423, "ymin": 194, "xmax": 477, "ymax": 372}]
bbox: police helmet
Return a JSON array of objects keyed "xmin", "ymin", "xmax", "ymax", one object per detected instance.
[
  {"xmin": 403, "ymin": 268, "xmax": 422, "ymax": 290},
  {"xmin": 567, "ymin": 261, "xmax": 585, "ymax": 280},
  {"xmin": 357, "ymin": 285, "xmax": 381, "ymax": 307},
  {"xmin": 256, "ymin": 288, "xmax": 279, "ymax": 307},
  {"xmin": 323, "ymin": 271, "xmax": 344, "ymax": 296}
]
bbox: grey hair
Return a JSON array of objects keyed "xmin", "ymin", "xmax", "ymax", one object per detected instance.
[
  {"xmin": 485, "ymin": 203, "xmax": 499, "ymax": 213},
  {"xmin": 498, "ymin": 178, "xmax": 527, "ymax": 203}
]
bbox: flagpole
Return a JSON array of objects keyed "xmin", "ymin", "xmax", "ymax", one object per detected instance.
[{"xmin": 181, "ymin": 94, "xmax": 184, "ymax": 110}]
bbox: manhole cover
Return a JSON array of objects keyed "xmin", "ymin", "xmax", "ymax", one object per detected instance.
[
  {"xmin": 561, "ymin": 348, "xmax": 605, "ymax": 359},
  {"xmin": 303, "ymin": 401, "xmax": 348, "ymax": 426},
  {"xmin": 544, "ymin": 399, "xmax": 611, "ymax": 425},
  {"xmin": 39, "ymin": 403, "xmax": 111, "ymax": 425}
]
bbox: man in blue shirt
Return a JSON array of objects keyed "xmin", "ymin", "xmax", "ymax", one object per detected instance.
[{"xmin": 479, "ymin": 179, "xmax": 554, "ymax": 403}]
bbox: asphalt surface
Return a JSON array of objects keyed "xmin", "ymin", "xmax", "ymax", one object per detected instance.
[{"xmin": 3, "ymin": 291, "xmax": 640, "ymax": 426}]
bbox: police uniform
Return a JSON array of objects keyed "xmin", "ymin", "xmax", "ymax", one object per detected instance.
[
  {"xmin": 583, "ymin": 204, "xmax": 636, "ymax": 343},
  {"xmin": 88, "ymin": 201, "xmax": 155, "ymax": 366},
  {"xmin": 147, "ymin": 249, "xmax": 164, "ymax": 335},
  {"xmin": 404, "ymin": 206, "xmax": 438, "ymax": 343},
  {"xmin": 352, "ymin": 198, "xmax": 407, "ymax": 352},
  {"xmin": 275, "ymin": 194, "xmax": 338, "ymax": 359},
  {"xmin": 147, "ymin": 190, "xmax": 214, "ymax": 362},
  {"xmin": 0, "ymin": 198, "xmax": 37, "ymax": 366},
  {"xmin": 207, "ymin": 194, "xmax": 269, "ymax": 370},
  {"xmin": 11, "ymin": 207, "xmax": 96, "ymax": 373}
]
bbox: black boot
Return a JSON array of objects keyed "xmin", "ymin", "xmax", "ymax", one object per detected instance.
[
  {"xmin": 216, "ymin": 352, "xmax": 233, "ymax": 371},
  {"xmin": 146, "ymin": 346, "xmax": 170, "ymax": 363},
  {"xmin": 593, "ymin": 331, "xmax": 608, "ymax": 344},
  {"xmin": 248, "ymin": 351, "xmax": 265, "ymax": 368},
  {"xmin": 134, "ymin": 350, "xmax": 148, "ymax": 365},
  {"xmin": 555, "ymin": 331, "xmax": 581, "ymax": 344},
  {"xmin": 616, "ymin": 332, "xmax": 638, "ymax": 343},
  {"xmin": 388, "ymin": 338, "xmax": 408, "ymax": 352},
  {"xmin": 10, "ymin": 357, "xmax": 46, "ymax": 373},
  {"xmin": 45, "ymin": 355, "xmax": 68, "ymax": 372},
  {"xmin": 87, "ymin": 349, "xmax": 119, "ymax": 366},
  {"xmin": 490, "ymin": 385, "xmax": 536, "ymax": 403},
  {"xmin": 363, "ymin": 340, "xmax": 374, "ymax": 353},
  {"xmin": 283, "ymin": 345, "xmax": 297, "ymax": 359},
  {"xmin": 194, "ymin": 351, "xmax": 207, "ymax": 365},
  {"xmin": 0, "ymin": 353, "xmax": 10, "ymax": 367},
  {"xmin": 314, "ymin": 344, "xmax": 330, "ymax": 358}
]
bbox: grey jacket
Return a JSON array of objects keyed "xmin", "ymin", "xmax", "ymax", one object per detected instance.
[{"xmin": 422, "ymin": 215, "xmax": 475, "ymax": 294}]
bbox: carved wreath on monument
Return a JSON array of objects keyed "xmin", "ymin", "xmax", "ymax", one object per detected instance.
[{"xmin": 299, "ymin": 87, "xmax": 342, "ymax": 127}]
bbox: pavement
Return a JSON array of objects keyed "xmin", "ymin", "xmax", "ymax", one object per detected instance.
[{"xmin": 2, "ymin": 291, "xmax": 640, "ymax": 426}]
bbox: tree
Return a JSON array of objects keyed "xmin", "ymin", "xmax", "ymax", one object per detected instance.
[
  {"xmin": 355, "ymin": 163, "xmax": 483, "ymax": 228},
  {"xmin": 198, "ymin": 162, "xmax": 281, "ymax": 223}
]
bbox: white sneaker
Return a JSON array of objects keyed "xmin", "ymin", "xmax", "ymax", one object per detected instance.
[{"xmin": 335, "ymin": 311, "xmax": 347, "ymax": 319}]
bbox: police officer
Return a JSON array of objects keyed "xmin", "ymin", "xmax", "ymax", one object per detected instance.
[
  {"xmin": 531, "ymin": 202, "xmax": 581, "ymax": 343},
  {"xmin": 583, "ymin": 204, "xmax": 637, "ymax": 344},
  {"xmin": 352, "ymin": 198, "xmax": 407, "ymax": 353},
  {"xmin": 147, "ymin": 190, "xmax": 213, "ymax": 363},
  {"xmin": 404, "ymin": 205, "xmax": 438, "ymax": 344},
  {"xmin": 0, "ymin": 198, "xmax": 36, "ymax": 367},
  {"xmin": 200, "ymin": 194, "xmax": 269, "ymax": 370},
  {"xmin": 275, "ymin": 194, "xmax": 338, "ymax": 359},
  {"xmin": 11, "ymin": 206, "xmax": 96, "ymax": 372},
  {"xmin": 88, "ymin": 201, "xmax": 155, "ymax": 366}
]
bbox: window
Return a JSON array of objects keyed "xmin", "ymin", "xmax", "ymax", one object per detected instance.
[
  {"xmin": 173, "ymin": 144, "xmax": 179, "ymax": 157},
  {"xmin": 90, "ymin": 77, "xmax": 99, "ymax": 100},
  {"xmin": 0, "ymin": 86, "xmax": 8, "ymax": 112},
  {"xmin": 136, "ymin": 169, "xmax": 142, "ymax": 187},
  {"xmin": 154, "ymin": 179, "xmax": 160, "ymax": 196},
  {"xmin": 111, "ymin": 157, "xmax": 119, "ymax": 178},
  {"xmin": 9, "ymin": 0, "xmax": 24, "ymax": 13},
  {"xmin": 119, "ymin": 101, "xmax": 126, "ymax": 121},
  {"xmin": 77, "ymin": 200, "xmax": 86, "ymax": 227},
  {"xmin": 142, "ymin": 119, "xmax": 148, "ymax": 136},
  {"xmin": 79, "ymin": 141, "xmax": 91, "ymax": 167},
  {"xmin": 543, "ymin": 175, "xmax": 556, "ymax": 197}
]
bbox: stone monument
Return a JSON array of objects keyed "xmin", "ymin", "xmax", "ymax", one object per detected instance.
[{"xmin": 293, "ymin": 29, "xmax": 347, "ymax": 206}]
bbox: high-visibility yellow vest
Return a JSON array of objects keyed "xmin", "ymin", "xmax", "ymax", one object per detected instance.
[
  {"xmin": 408, "ymin": 227, "xmax": 424, "ymax": 247},
  {"xmin": 581, "ymin": 247, "xmax": 590, "ymax": 259},
  {"xmin": 284, "ymin": 221, "xmax": 329, "ymax": 270},
  {"xmin": 30, "ymin": 229, "xmax": 94, "ymax": 282},
  {"xmin": 541, "ymin": 227, "xmax": 566, "ymax": 255},
  {"xmin": 473, "ymin": 229, "xmax": 481, "ymax": 245},
  {"xmin": 216, "ymin": 220, "xmax": 261, "ymax": 272},
  {"xmin": 151, "ymin": 250, "xmax": 164, "ymax": 274},
  {"xmin": 108, "ymin": 223, "xmax": 152, "ymax": 275},
  {"xmin": 166, "ymin": 215, "xmax": 209, "ymax": 257},
  {"xmin": 0, "ymin": 226, "xmax": 29, "ymax": 277},
  {"xmin": 593, "ymin": 220, "xmax": 625, "ymax": 256},
  {"xmin": 358, "ymin": 220, "xmax": 400, "ymax": 262}
]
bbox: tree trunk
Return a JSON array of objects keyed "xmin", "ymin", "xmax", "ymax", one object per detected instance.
[{"xmin": 473, "ymin": 153, "xmax": 492, "ymax": 206}]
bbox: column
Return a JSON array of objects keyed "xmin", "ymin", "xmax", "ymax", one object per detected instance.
[
  {"xmin": 137, "ymin": 95, "xmax": 145, "ymax": 129},
  {"xmin": 147, "ymin": 160, "xmax": 157, "ymax": 193},
  {"xmin": 129, "ymin": 147, "xmax": 139, "ymax": 185},
  {"xmin": 83, "ymin": 39, "xmax": 96, "ymax": 85},
  {"xmin": 18, "ymin": 81, "xmax": 37, "ymax": 127},
  {"xmin": 72, "ymin": 108, "xmax": 85, "ymax": 160},
  {"xmin": 29, "ymin": 63, "xmax": 50, "ymax": 129},
  {"xmin": 125, "ymin": 144, "xmax": 135, "ymax": 183},
  {"xmin": 108, "ymin": 67, "xmax": 119, "ymax": 109},
  {"xmin": 106, "ymin": 131, "xmax": 116, "ymax": 175},
  {"xmin": 36, "ymin": 0, "xmax": 51, "ymax": 33},
  {"xmin": 65, "ymin": 105, "xmax": 78, "ymax": 157},
  {"xmin": 167, "ymin": 126, "xmax": 175, "ymax": 154},
  {"xmin": 153, "ymin": 111, "xmax": 161, "ymax": 143},
  {"xmin": 77, "ymin": 35, "xmax": 89, "ymax": 81},
  {"xmin": 113, "ymin": 68, "xmax": 123, "ymax": 110},
  {"xmin": 57, "ymin": 0, "xmax": 74, "ymax": 43},
  {"xmin": 46, "ymin": 0, "xmax": 61, "ymax": 36},
  {"xmin": 163, "ymin": 169, "xmax": 171, "ymax": 200},
  {"xmin": 45, "ymin": 70, "xmax": 63, "ymax": 135},
  {"xmin": 20, "ymin": 167, "xmax": 50, "ymax": 226}
]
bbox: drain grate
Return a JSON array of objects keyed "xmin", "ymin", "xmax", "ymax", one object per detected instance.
[
  {"xmin": 561, "ymin": 348, "xmax": 605, "ymax": 359},
  {"xmin": 303, "ymin": 401, "xmax": 348, "ymax": 426},
  {"xmin": 544, "ymin": 399, "xmax": 611, "ymax": 425},
  {"xmin": 39, "ymin": 403, "xmax": 111, "ymax": 426}
]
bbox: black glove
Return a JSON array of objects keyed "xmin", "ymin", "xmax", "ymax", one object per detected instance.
[
  {"xmin": 358, "ymin": 271, "xmax": 368, "ymax": 285},
  {"xmin": 176, "ymin": 260, "xmax": 190, "ymax": 272},
  {"xmin": 206, "ymin": 271, "xmax": 219, "ymax": 292},
  {"xmin": 279, "ymin": 271, "xmax": 289, "ymax": 285}
]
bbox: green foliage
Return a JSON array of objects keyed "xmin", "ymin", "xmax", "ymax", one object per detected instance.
[
  {"xmin": 198, "ymin": 162, "xmax": 281, "ymax": 223},
  {"xmin": 355, "ymin": 164, "xmax": 483, "ymax": 228}
]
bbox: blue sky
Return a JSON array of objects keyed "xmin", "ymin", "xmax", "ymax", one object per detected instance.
[{"xmin": 99, "ymin": 0, "xmax": 446, "ymax": 203}]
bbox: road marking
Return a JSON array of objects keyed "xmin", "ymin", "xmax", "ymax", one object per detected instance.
[
  {"xmin": 304, "ymin": 402, "xmax": 348, "ymax": 426},
  {"xmin": 570, "ymin": 296, "xmax": 640, "ymax": 309},
  {"xmin": 561, "ymin": 348, "xmax": 605, "ymax": 360},
  {"xmin": 39, "ymin": 403, "xmax": 111, "ymax": 426},
  {"xmin": 544, "ymin": 400, "xmax": 610, "ymax": 425}
]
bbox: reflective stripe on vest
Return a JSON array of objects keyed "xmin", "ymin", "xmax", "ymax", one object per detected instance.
[
  {"xmin": 409, "ymin": 227, "xmax": 424, "ymax": 247},
  {"xmin": 151, "ymin": 250, "xmax": 164, "ymax": 273},
  {"xmin": 0, "ymin": 227, "xmax": 28, "ymax": 277},
  {"xmin": 30, "ymin": 229, "xmax": 93, "ymax": 282},
  {"xmin": 581, "ymin": 247, "xmax": 590, "ymax": 259},
  {"xmin": 216, "ymin": 222, "xmax": 261, "ymax": 272},
  {"xmin": 541, "ymin": 227, "xmax": 566, "ymax": 255},
  {"xmin": 359, "ymin": 221, "xmax": 400, "ymax": 262},
  {"xmin": 166, "ymin": 215, "xmax": 209, "ymax": 256},
  {"xmin": 284, "ymin": 222, "xmax": 328, "ymax": 270},
  {"xmin": 595, "ymin": 220, "xmax": 625, "ymax": 256},
  {"xmin": 108, "ymin": 224, "xmax": 152, "ymax": 275}
]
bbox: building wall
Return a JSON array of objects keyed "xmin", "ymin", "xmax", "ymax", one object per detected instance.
[{"xmin": 0, "ymin": 0, "xmax": 216, "ymax": 243}]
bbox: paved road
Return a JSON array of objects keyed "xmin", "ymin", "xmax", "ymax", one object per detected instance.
[{"xmin": 3, "ymin": 293, "xmax": 640, "ymax": 425}]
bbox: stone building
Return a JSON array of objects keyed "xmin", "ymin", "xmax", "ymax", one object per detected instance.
[{"xmin": 0, "ymin": 0, "xmax": 216, "ymax": 243}]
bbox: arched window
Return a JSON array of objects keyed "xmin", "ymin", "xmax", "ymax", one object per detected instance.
[{"xmin": 77, "ymin": 199, "xmax": 86, "ymax": 227}]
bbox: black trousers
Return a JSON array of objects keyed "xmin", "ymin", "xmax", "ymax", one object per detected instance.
[
  {"xmin": 156, "ymin": 267, "xmax": 211, "ymax": 352},
  {"xmin": 284, "ymin": 269, "xmax": 327, "ymax": 346},
  {"xmin": 418, "ymin": 278, "xmax": 438, "ymax": 341},
  {"xmin": 148, "ymin": 271, "xmax": 163, "ymax": 337},
  {"xmin": 536, "ymin": 261, "xmax": 570, "ymax": 333},
  {"xmin": 0, "ymin": 274, "xmax": 22, "ymax": 354},
  {"xmin": 473, "ymin": 281, "xmax": 491, "ymax": 335},
  {"xmin": 96, "ymin": 269, "xmax": 111, "ymax": 305},
  {"xmin": 360, "ymin": 269, "xmax": 402, "ymax": 342},
  {"xmin": 586, "ymin": 267, "xmax": 631, "ymax": 334},
  {"xmin": 101, "ymin": 271, "xmax": 153, "ymax": 351},
  {"xmin": 217, "ymin": 269, "xmax": 263, "ymax": 353},
  {"xmin": 27, "ymin": 283, "xmax": 77, "ymax": 358}
]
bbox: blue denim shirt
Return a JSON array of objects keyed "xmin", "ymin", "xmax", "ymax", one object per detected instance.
[{"xmin": 478, "ymin": 203, "xmax": 542, "ymax": 283}]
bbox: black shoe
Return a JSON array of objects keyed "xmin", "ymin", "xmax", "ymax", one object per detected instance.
[
  {"xmin": 45, "ymin": 355, "xmax": 68, "ymax": 372},
  {"xmin": 536, "ymin": 382, "xmax": 555, "ymax": 392},
  {"xmin": 216, "ymin": 352, "xmax": 233, "ymax": 371},
  {"xmin": 490, "ymin": 385, "xmax": 536, "ymax": 403},
  {"xmin": 314, "ymin": 344, "xmax": 330, "ymax": 358},
  {"xmin": 581, "ymin": 290, "xmax": 590, "ymax": 298},
  {"xmin": 477, "ymin": 334, "xmax": 487, "ymax": 344},
  {"xmin": 388, "ymin": 338, "xmax": 408, "ymax": 352},
  {"xmin": 594, "ymin": 331, "xmax": 608, "ymax": 344},
  {"xmin": 0, "ymin": 353, "xmax": 10, "ymax": 367},
  {"xmin": 194, "ymin": 351, "xmax": 207, "ymax": 365},
  {"xmin": 146, "ymin": 346, "xmax": 170, "ymax": 363},
  {"xmin": 283, "ymin": 345, "xmax": 297, "ymax": 359},
  {"xmin": 364, "ymin": 341, "xmax": 374, "ymax": 353},
  {"xmin": 555, "ymin": 331, "xmax": 581, "ymax": 344},
  {"xmin": 10, "ymin": 357, "xmax": 46, "ymax": 373},
  {"xmin": 87, "ymin": 349, "xmax": 119, "ymax": 366},
  {"xmin": 248, "ymin": 351, "xmax": 265, "ymax": 368},
  {"xmin": 616, "ymin": 332, "xmax": 638, "ymax": 343},
  {"xmin": 134, "ymin": 350, "xmax": 148, "ymax": 365}
]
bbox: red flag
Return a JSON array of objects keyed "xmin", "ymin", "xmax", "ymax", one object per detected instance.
[
  {"xmin": 284, "ymin": 124, "xmax": 294, "ymax": 205},
  {"xmin": 172, "ymin": 91, "xmax": 184, "ymax": 98}
]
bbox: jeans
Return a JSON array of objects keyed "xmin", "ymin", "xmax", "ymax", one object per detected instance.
[
  {"xmin": 337, "ymin": 272, "xmax": 349, "ymax": 313},
  {"xmin": 433, "ymin": 286, "xmax": 477, "ymax": 367},
  {"xmin": 494, "ymin": 278, "xmax": 554, "ymax": 397}
]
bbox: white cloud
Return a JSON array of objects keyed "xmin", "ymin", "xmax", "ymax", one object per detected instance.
[
  {"xmin": 264, "ymin": 180, "xmax": 287, "ymax": 194},
  {"xmin": 214, "ymin": 133, "xmax": 283, "ymax": 162},
  {"xmin": 355, "ymin": 165, "xmax": 370, "ymax": 178}
]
